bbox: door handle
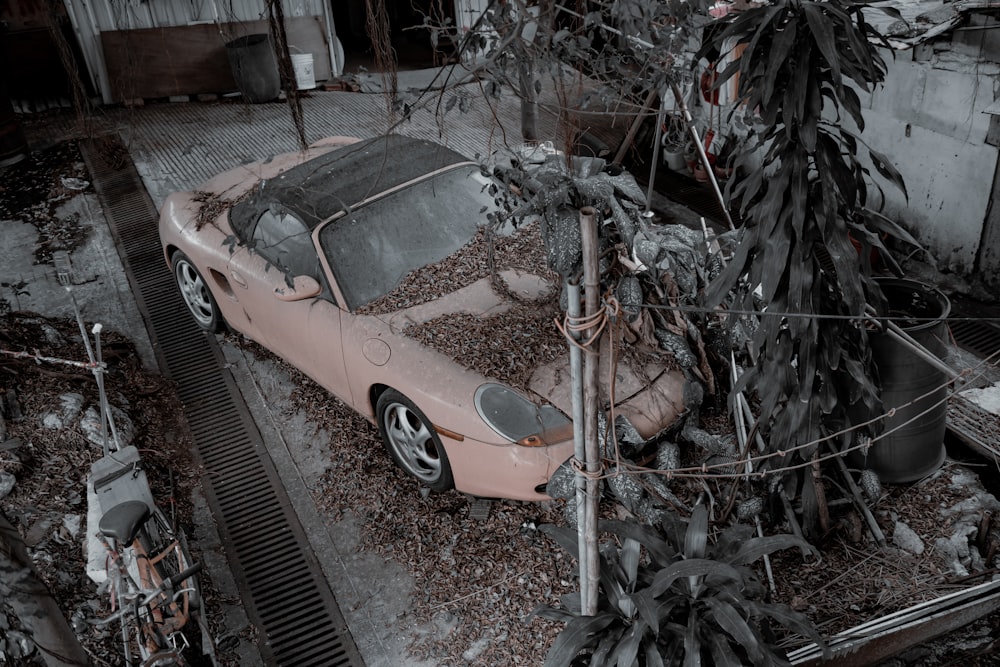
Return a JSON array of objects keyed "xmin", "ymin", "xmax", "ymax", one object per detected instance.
[{"xmin": 230, "ymin": 270, "xmax": 247, "ymax": 289}]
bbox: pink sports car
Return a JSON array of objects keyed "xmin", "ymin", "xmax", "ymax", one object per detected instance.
[{"xmin": 158, "ymin": 135, "xmax": 686, "ymax": 500}]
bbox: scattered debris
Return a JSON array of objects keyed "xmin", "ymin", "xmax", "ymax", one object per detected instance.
[
  {"xmin": 0, "ymin": 142, "xmax": 91, "ymax": 264},
  {"xmin": 0, "ymin": 313, "xmax": 223, "ymax": 666}
]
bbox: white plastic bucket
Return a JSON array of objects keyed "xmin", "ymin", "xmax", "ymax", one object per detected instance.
[{"xmin": 290, "ymin": 52, "xmax": 315, "ymax": 90}]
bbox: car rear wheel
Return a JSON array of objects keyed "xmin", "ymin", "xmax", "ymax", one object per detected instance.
[
  {"xmin": 172, "ymin": 251, "xmax": 224, "ymax": 332},
  {"xmin": 376, "ymin": 389, "xmax": 454, "ymax": 492}
]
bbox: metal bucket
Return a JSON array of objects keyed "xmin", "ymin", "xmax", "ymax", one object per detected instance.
[{"xmin": 862, "ymin": 278, "xmax": 951, "ymax": 483}]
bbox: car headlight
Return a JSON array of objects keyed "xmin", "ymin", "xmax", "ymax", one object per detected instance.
[{"xmin": 474, "ymin": 383, "xmax": 573, "ymax": 447}]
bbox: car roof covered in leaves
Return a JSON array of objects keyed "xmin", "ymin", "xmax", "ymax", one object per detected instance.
[{"xmin": 229, "ymin": 134, "xmax": 472, "ymax": 238}]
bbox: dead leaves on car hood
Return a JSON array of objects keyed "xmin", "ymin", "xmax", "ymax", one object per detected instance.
[{"xmin": 357, "ymin": 222, "xmax": 555, "ymax": 315}]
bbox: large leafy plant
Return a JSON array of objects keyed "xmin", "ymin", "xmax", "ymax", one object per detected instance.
[
  {"xmin": 701, "ymin": 0, "xmax": 914, "ymax": 533},
  {"xmin": 533, "ymin": 505, "xmax": 825, "ymax": 666}
]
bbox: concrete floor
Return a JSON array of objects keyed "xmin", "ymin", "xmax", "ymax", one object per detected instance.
[
  {"xmin": 11, "ymin": 66, "xmax": 1000, "ymax": 666},
  {"xmin": 8, "ymin": 71, "xmax": 709, "ymax": 666}
]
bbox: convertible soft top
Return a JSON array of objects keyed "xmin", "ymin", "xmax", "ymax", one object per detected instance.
[{"xmin": 229, "ymin": 134, "xmax": 472, "ymax": 237}]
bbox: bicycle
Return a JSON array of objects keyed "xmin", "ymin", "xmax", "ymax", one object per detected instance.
[
  {"xmin": 36, "ymin": 259, "xmax": 211, "ymax": 665},
  {"xmin": 96, "ymin": 497, "xmax": 203, "ymax": 667}
]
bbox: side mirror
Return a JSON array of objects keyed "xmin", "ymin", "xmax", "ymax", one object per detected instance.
[{"xmin": 274, "ymin": 275, "xmax": 322, "ymax": 302}]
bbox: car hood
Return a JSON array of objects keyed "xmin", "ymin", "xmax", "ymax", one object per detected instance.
[
  {"xmin": 384, "ymin": 269, "xmax": 685, "ymax": 440},
  {"xmin": 529, "ymin": 338, "xmax": 686, "ymax": 440},
  {"xmin": 383, "ymin": 269, "xmax": 555, "ymax": 327}
]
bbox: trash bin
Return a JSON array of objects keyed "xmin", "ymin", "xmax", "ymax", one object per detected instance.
[{"xmin": 225, "ymin": 34, "xmax": 280, "ymax": 103}]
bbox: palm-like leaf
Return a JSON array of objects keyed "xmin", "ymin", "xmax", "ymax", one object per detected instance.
[
  {"xmin": 609, "ymin": 620, "xmax": 645, "ymax": 667},
  {"xmin": 599, "ymin": 520, "xmax": 676, "ymax": 566},
  {"xmin": 535, "ymin": 506, "xmax": 821, "ymax": 666},
  {"xmin": 867, "ymin": 146, "xmax": 907, "ymax": 200},
  {"xmin": 649, "ymin": 559, "xmax": 744, "ymax": 598},
  {"xmin": 543, "ymin": 613, "xmax": 618, "ymax": 667},
  {"xmin": 725, "ymin": 534, "xmax": 818, "ymax": 565},
  {"xmin": 747, "ymin": 600, "xmax": 829, "ymax": 657},
  {"xmin": 703, "ymin": 597, "xmax": 769, "ymax": 666},
  {"xmin": 541, "ymin": 523, "xmax": 581, "ymax": 560},
  {"xmin": 683, "ymin": 505, "xmax": 709, "ymax": 560}
]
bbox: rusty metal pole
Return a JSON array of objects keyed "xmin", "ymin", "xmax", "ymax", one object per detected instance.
[
  {"xmin": 579, "ymin": 206, "xmax": 601, "ymax": 616},
  {"xmin": 642, "ymin": 89, "xmax": 667, "ymax": 217}
]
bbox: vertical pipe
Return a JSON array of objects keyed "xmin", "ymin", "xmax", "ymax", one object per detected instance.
[
  {"xmin": 579, "ymin": 206, "xmax": 601, "ymax": 616},
  {"xmin": 84, "ymin": 0, "xmax": 115, "ymax": 104},
  {"xmin": 61, "ymin": 0, "xmax": 99, "ymax": 96},
  {"xmin": 669, "ymin": 81, "xmax": 735, "ymax": 231},
  {"xmin": 320, "ymin": 0, "xmax": 342, "ymax": 77},
  {"xmin": 92, "ymin": 323, "xmax": 120, "ymax": 456},
  {"xmin": 93, "ymin": 323, "xmax": 109, "ymax": 457},
  {"xmin": 565, "ymin": 277, "xmax": 589, "ymax": 613},
  {"xmin": 643, "ymin": 89, "xmax": 666, "ymax": 217}
]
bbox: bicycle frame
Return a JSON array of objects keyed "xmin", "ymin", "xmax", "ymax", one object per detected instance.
[{"xmin": 98, "ymin": 503, "xmax": 198, "ymax": 667}]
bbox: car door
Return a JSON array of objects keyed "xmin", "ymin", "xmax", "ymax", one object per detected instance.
[{"xmin": 226, "ymin": 205, "xmax": 353, "ymax": 406}]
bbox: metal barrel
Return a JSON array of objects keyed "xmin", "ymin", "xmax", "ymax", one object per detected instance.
[{"xmin": 865, "ymin": 278, "xmax": 951, "ymax": 483}]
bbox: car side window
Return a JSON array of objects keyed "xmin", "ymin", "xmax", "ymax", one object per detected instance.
[{"xmin": 251, "ymin": 205, "xmax": 318, "ymax": 279}]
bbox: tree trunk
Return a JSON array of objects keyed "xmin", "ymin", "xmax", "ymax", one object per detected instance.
[
  {"xmin": 0, "ymin": 513, "xmax": 89, "ymax": 666},
  {"xmin": 517, "ymin": 55, "xmax": 539, "ymax": 143}
]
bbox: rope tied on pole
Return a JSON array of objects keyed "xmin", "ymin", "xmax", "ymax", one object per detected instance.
[
  {"xmin": 569, "ymin": 456, "xmax": 606, "ymax": 480},
  {"xmin": 555, "ymin": 309, "xmax": 607, "ymax": 350},
  {"xmin": 555, "ymin": 294, "xmax": 623, "ymax": 351}
]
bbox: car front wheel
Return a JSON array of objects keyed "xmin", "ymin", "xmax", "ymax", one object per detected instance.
[
  {"xmin": 376, "ymin": 389, "xmax": 454, "ymax": 492},
  {"xmin": 172, "ymin": 251, "xmax": 224, "ymax": 332}
]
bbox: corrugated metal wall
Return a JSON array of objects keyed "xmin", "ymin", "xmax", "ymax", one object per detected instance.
[
  {"xmin": 63, "ymin": 0, "xmax": 477, "ymax": 104},
  {"xmin": 62, "ymin": 0, "xmax": 332, "ymax": 103},
  {"xmin": 71, "ymin": 0, "xmax": 325, "ymax": 32}
]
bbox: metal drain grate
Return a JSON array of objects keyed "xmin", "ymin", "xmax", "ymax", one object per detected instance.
[
  {"xmin": 947, "ymin": 393, "xmax": 1000, "ymax": 458},
  {"xmin": 949, "ymin": 319, "xmax": 1000, "ymax": 362},
  {"xmin": 79, "ymin": 138, "xmax": 364, "ymax": 667}
]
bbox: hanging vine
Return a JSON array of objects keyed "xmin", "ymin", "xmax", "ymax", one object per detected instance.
[
  {"xmin": 266, "ymin": 0, "xmax": 307, "ymax": 150},
  {"xmin": 365, "ymin": 0, "xmax": 399, "ymax": 128}
]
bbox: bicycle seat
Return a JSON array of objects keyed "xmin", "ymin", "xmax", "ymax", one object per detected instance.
[{"xmin": 99, "ymin": 500, "xmax": 151, "ymax": 544}]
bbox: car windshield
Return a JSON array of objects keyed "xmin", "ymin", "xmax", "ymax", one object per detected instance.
[{"xmin": 319, "ymin": 165, "xmax": 497, "ymax": 310}]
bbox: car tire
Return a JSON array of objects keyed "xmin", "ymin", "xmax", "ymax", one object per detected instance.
[
  {"xmin": 376, "ymin": 389, "xmax": 454, "ymax": 492},
  {"xmin": 171, "ymin": 251, "xmax": 224, "ymax": 333}
]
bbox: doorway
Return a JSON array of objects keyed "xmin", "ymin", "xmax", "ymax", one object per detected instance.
[{"xmin": 331, "ymin": 0, "xmax": 457, "ymax": 74}]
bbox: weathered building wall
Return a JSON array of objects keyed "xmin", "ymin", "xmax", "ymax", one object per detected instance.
[
  {"xmin": 857, "ymin": 14, "xmax": 1000, "ymax": 282},
  {"xmin": 62, "ymin": 0, "xmax": 469, "ymax": 104},
  {"xmin": 61, "ymin": 0, "xmax": 335, "ymax": 103}
]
